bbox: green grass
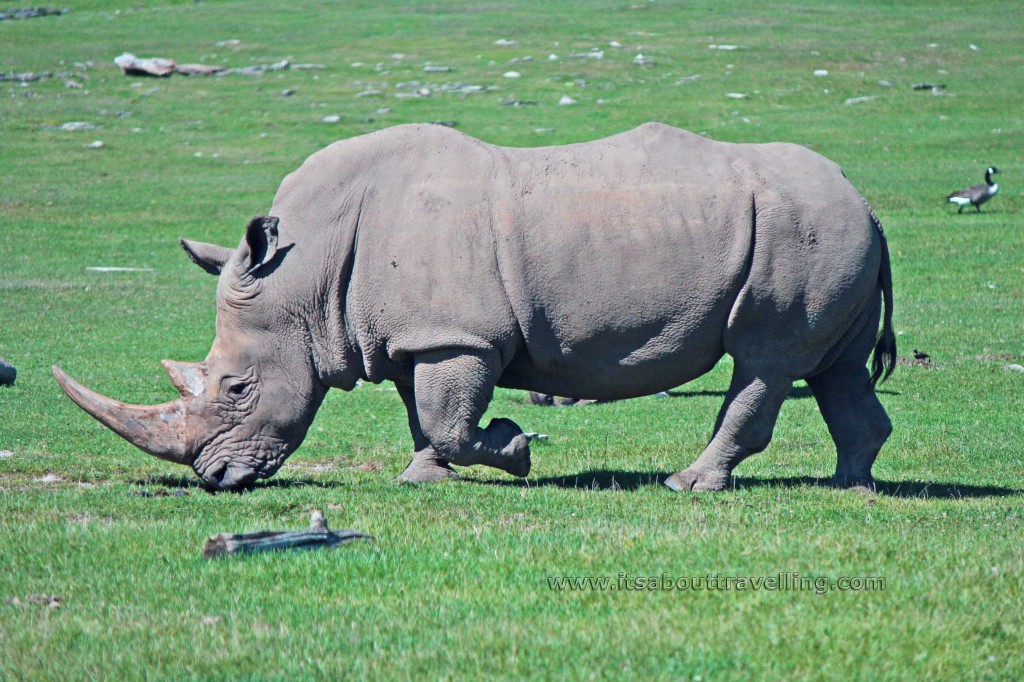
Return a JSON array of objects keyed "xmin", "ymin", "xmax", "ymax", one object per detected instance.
[{"xmin": 1, "ymin": 1, "xmax": 1022, "ymax": 679}]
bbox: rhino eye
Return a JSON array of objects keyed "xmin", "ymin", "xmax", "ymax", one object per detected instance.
[{"xmin": 222, "ymin": 379, "xmax": 251, "ymax": 400}]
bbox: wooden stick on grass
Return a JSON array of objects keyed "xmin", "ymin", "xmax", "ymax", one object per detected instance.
[{"xmin": 202, "ymin": 510, "xmax": 373, "ymax": 558}]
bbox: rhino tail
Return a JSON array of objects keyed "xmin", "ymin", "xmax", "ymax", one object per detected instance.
[{"xmin": 868, "ymin": 209, "xmax": 896, "ymax": 388}]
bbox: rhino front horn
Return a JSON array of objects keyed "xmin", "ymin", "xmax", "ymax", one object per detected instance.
[{"xmin": 52, "ymin": 365, "xmax": 192, "ymax": 465}]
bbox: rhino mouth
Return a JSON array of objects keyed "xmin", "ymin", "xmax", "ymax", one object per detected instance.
[
  {"xmin": 191, "ymin": 437, "xmax": 290, "ymax": 491},
  {"xmin": 196, "ymin": 461, "xmax": 262, "ymax": 490}
]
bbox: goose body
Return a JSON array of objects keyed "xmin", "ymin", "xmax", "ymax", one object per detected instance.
[{"xmin": 947, "ymin": 166, "xmax": 1000, "ymax": 213}]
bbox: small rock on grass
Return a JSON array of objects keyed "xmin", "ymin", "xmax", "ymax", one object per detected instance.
[
  {"xmin": 0, "ymin": 357, "xmax": 15, "ymax": 386},
  {"xmin": 58, "ymin": 121, "xmax": 97, "ymax": 131},
  {"xmin": 8, "ymin": 595, "xmax": 63, "ymax": 608}
]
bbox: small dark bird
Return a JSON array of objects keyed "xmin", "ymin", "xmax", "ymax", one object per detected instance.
[
  {"xmin": 947, "ymin": 166, "xmax": 1000, "ymax": 213},
  {"xmin": 912, "ymin": 349, "xmax": 930, "ymax": 362}
]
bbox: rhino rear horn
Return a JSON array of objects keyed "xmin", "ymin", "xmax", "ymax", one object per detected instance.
[
  {"xmin": 52, "ymin": 366, "xmax": 192, "ymax": 465},
  {"xmin": 180, "ymin": 239, "xmax": 233, "ymax": 276},
  {"xmin": 161, "ymin": 360, "xmax": 208, "ymax": 398}
]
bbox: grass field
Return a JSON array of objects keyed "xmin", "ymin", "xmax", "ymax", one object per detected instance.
[{"xmin": 1, "ymin": 1, "xmax": 1022, "ymax": 679}]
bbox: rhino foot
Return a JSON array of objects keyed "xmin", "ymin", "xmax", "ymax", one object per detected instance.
[
  {"xmin": 485, "ymin": 418, "xmax": 532, "ymax": 478},
  {"xmin": 397, "ymin": 449, "xmax": 460, "ymax": 484},
  {"xmin": 664, "ymin": 467, "xmax": 730, "ymax": 492},
  {"xmin": 830, "ymin": 475, "xmax": 876, "ymax": 494},
  {"xmin": 500, "ymin": 437, "xmax": 532, "ymax": 478}
]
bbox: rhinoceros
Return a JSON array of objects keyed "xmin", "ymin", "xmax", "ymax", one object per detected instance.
[{"xmin": 54, "ymin": 122, "xmax": 896, "ymax": 492}]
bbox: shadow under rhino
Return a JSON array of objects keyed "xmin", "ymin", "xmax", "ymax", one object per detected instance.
[{"xmin": 478, "ymin": 471, "xmax": 1021, "ymax": 499}]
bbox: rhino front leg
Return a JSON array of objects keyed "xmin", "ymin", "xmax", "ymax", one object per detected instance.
[
  {"xmin": 409, "ymin": 348, "xmax": 531, "ymax": 478},
  {"xmin": 396, "ymin": 383, "xmax": 459, "ymax": 483},
  {"xmin": 665, "ymin": 362, "xmax": 791, "ymax": 491}
]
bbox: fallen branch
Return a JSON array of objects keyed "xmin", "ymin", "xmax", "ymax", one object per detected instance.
[
  {"xmin": 202, "ymin": 510, "xmax": 372, "ymax": 558},
  {"xmin": 113, "ymin": 53, "xmax": 316, "ymax": 78}
]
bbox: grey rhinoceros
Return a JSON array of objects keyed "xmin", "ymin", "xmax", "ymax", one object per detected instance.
[{"xmin": 54, "ymin": 123, "xmax": 896, "ymax": 492}]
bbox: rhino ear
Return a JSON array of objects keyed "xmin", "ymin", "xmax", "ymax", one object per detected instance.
[
  {"xmin": 241, "ymin": 215, "xmax": 280, "ymax": 274},
  {"xmin": 180, "ymin": 239, "xmax": 234, "ymax": 276}
]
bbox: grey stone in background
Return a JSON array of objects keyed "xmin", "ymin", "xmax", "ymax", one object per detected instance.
[{"xmin": 0, "ymin": 7, "xmax": 69, "ymax": 21}]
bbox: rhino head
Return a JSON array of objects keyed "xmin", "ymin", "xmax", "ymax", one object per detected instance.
[{"xmin": 54, "ymin": 216, "xmax": 335, "ymax": 490}]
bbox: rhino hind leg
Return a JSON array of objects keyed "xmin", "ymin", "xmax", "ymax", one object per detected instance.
[
  {"xmin": 807, "ymin": 351, "xmax": 892, "ymax": 493},
  {"xmin": 407, "ymin": 348, "xmax": 531, "ymax": 478},
  {"xmin": 665, "ymin": 362, "xmax": 792, "ymax": 492}
]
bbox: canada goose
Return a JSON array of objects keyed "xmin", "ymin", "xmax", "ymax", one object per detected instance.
[{"xmin": 947, "ymin": 166, "xmax": 1000, "ymax": 213}]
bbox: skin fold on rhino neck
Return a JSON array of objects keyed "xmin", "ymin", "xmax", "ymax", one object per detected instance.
[{"xmin": 298, "ymin": 235, "xmax": 366, "ymax": 392}]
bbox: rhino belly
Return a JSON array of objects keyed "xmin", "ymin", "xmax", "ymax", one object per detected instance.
[{"xmin": 498, "ymin": 315, "xmax": 728, "ymax": 400}]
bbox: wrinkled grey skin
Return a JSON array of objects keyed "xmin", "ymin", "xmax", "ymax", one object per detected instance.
[{"xmin": 55, "ymin": 123, "xmax": 896, "ymax": 491}]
